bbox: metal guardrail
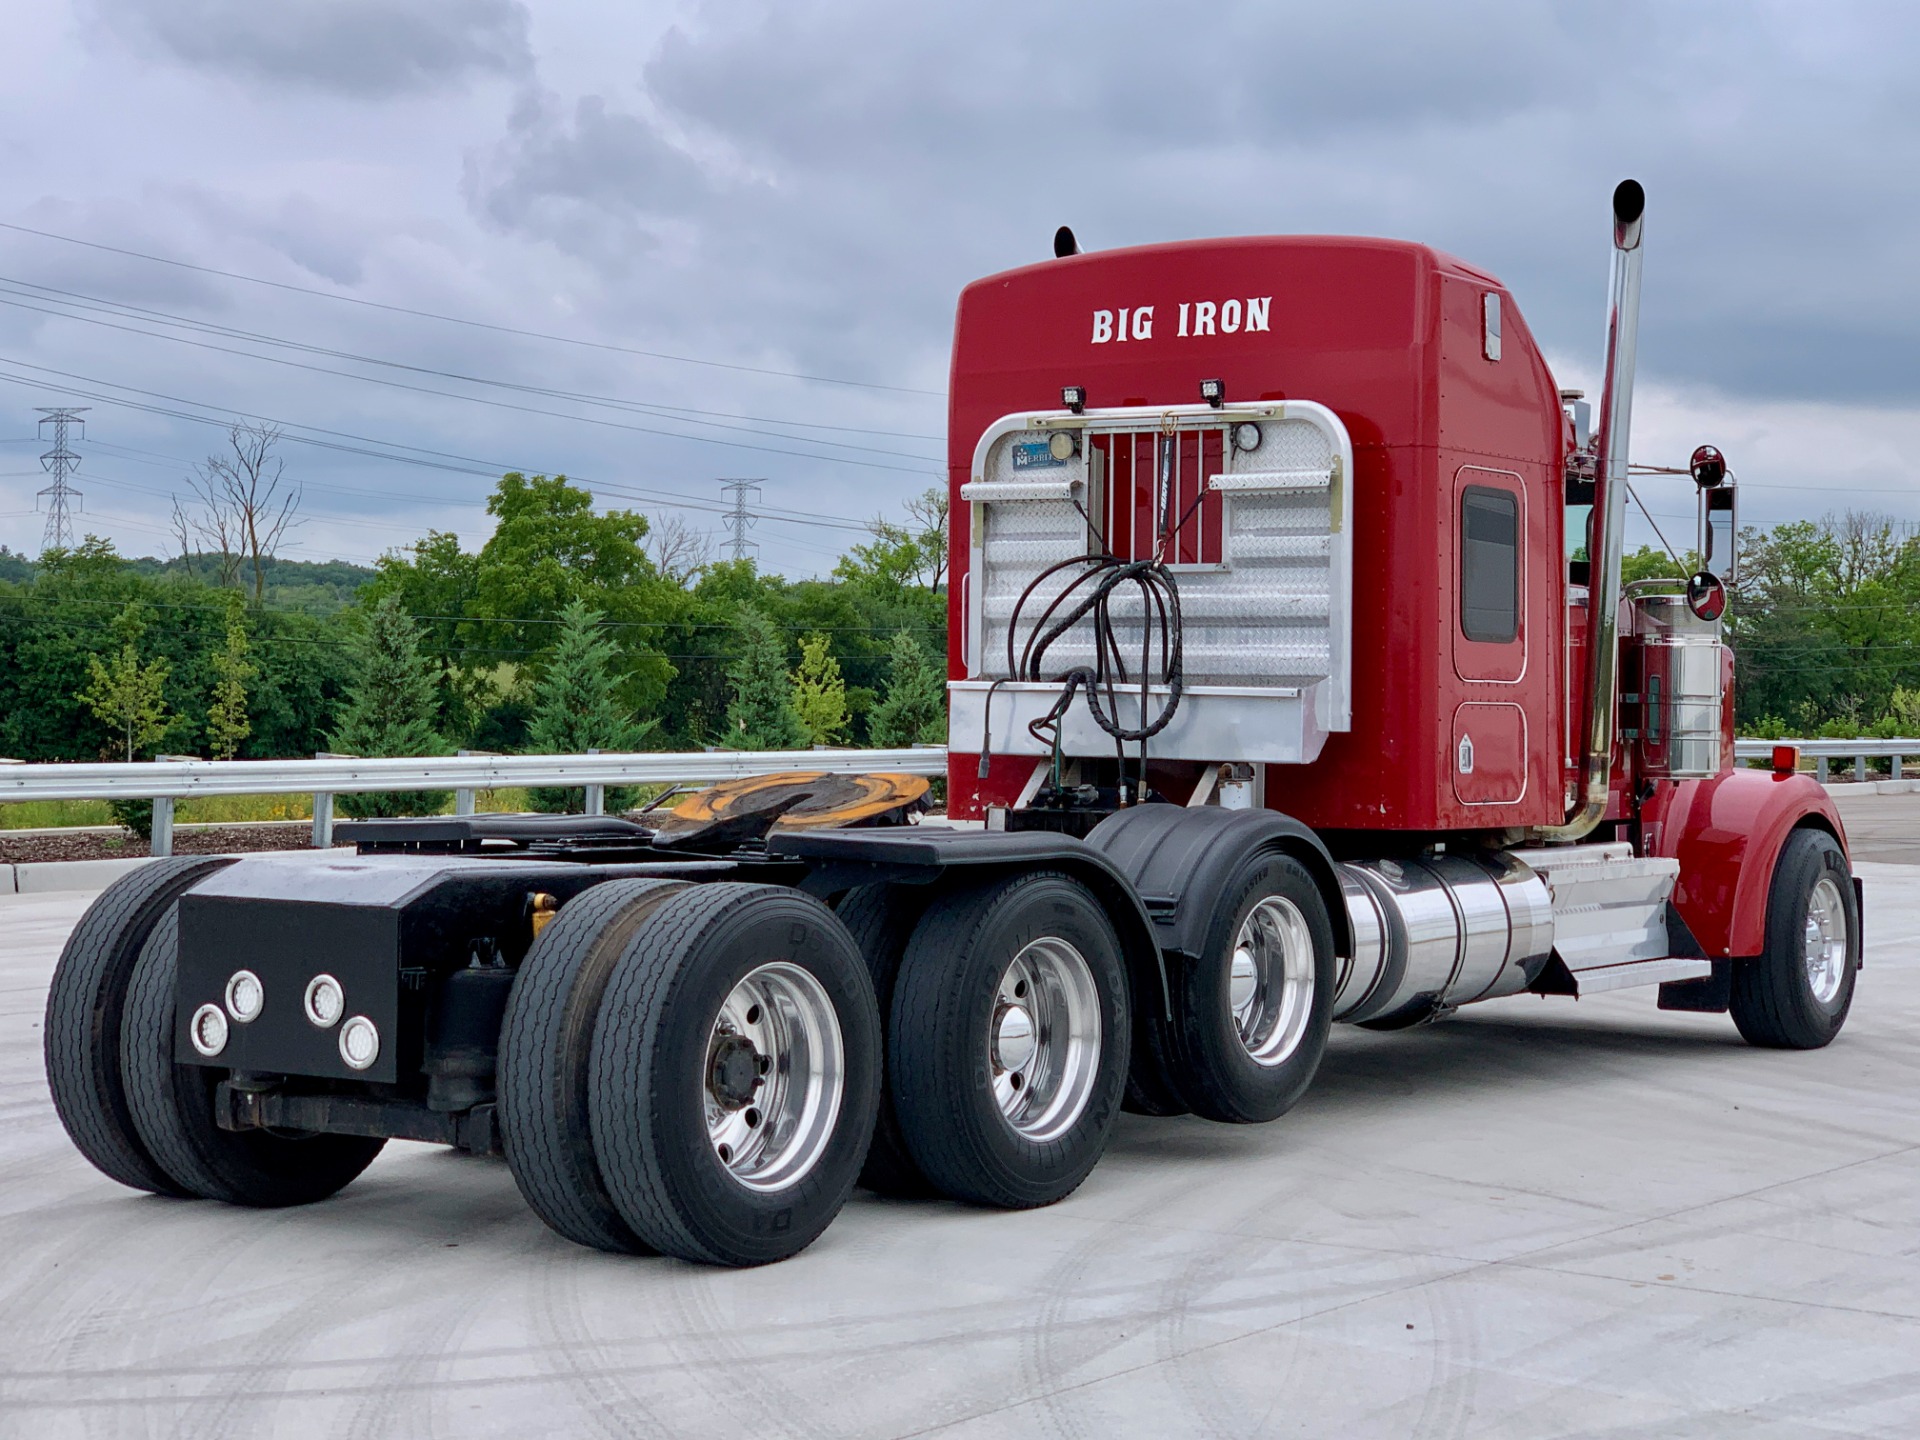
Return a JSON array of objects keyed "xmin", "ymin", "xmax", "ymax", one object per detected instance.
[
  {"xmin": 1733, "ymin": 738, "xmax": 1920, "ymax": 784},
  {"xmin": 0, "ymin": 747, "xmax": 951, "ymax": 857}
]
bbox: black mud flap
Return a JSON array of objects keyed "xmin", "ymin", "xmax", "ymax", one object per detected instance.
[{"xmin": 1658, "ymin": 959, "xmax": 1733, "ymax": 1013}]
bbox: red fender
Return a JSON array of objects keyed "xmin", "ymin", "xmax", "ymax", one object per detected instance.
[{"xmin": 1640, "ymin": 769, "xmax": 1848, "ymax": 959}]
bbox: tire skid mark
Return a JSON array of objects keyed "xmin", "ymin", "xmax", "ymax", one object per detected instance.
[
  {"xmin": 338, "ymin": 1200, "xmax": 522, "ymax": 1440},
  {"xmin": 527, "ymin": 1253, "xmax": 673, "ymax": 1440},
  {"xmin": 658, "ymin": 1266, "xmax": 839, "ymax": 1440},
  {"xmin": 1022, "ymin": 1167, "xmax": 1203, "ymax": 1440}
]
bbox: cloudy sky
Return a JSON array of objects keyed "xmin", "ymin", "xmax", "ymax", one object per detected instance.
[{"xmin": 1, "ymin": 0, "xmax": 1915, "ymax": 574}]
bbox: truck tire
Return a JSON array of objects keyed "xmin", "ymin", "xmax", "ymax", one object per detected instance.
[
  {"xmin": 120, "ymin": 909, "xmax": 385, "ymax": 1205},
  {"xmin": 1161, "ymin": 852, "xmax": 1336, "ymax": 1123},
  {"xmin": 1730, "ymin": 828, "xmax": 1859, "ymax": 1050},
  {"xmin": 890, "ymin": 871, "xmax": 1129, "ymax": 1210},
  {"xmin": 589, "ymin": 884, "xmax": 880, "ymax": 1266},
  {"xmin": 833, "ymin": 884, "xmax": 937, "ymax": 1198},
  {"xmin": 499, "ymin": 877, "xmax": 688, "ymax": 1253},
  {"xmin": 1122, "ymin": 1012, "xmax": 1191, "ymax": 1118},
  {"xmin": 44, "ymin": 855, "xmax": 236, "ymax": 1197}
]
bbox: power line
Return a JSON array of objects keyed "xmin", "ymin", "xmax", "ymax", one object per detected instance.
[
  {"xmin": 0, "ymin": 275, "xmax": 947, "ymax": 445},
  {"xmin": 0, "ymin": 218, "xmax": 945, "ymax": 397},
  {"xmin": 0, "ymin": 291, "xmax": 940, "ymax": 473},
  {"xmin": 0, "ymin": 357, "xmax": 880, "ymax": 534},
  {"xmin": 720, "ymin": 479, "xmax": 762, "ymax": 563},
  {"xmin": 35, "ymin": 407, "xmax": 87, "ymax": 553}
]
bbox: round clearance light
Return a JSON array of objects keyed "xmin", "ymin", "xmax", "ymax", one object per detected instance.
[
  {"xmin": 1047, "ymin": 431, "xmax": 1075, "ymax": 462},
  {"xmin": 189, "ymin": 1003, "xmax": 229, "ymax": 1058},
  {"xmin": 339, "ymin": 1015, "xmax": 380, "ymax": 1071},
  {"xmin": 303, "ymin": 974, "xmax": 345, "ymax": 1029},
  {"xmin": 224, "ymin": 970, "xmax": 264, "ymax": 1024},
  {"xmin": 1232, "ymin": 422, "xmax": 1263, "ymax": 452}
]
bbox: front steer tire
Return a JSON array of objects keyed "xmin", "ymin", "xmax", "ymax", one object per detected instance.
[
  {"xmin": 589, "ymin": 884, "xmax": 881, "ymax": 1267},
  {"xmin": 44, "ymin": 855, "xmax": 236, "ymax": 1197},
  {"xmin": 1730, "ymin": 827, "xmax": 1859, "ymax": 1050},
  {"xmin": 120, "ymin": 909, "xmax": 384, "ymax": 1205},
  {"xmin": 889, "ymin": 871, "xmax": 1129, "ymax": 1210},
  {"xmin": 499, "ymin": 877, "xmax": 689, "ymax": 1253}
]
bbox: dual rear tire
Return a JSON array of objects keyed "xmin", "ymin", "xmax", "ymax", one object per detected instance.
[
  {"xmin": 45, "ymin": 856, "xmax": 383, "ymax": 1208},
  {"xmin": 501, "ymin": 881, "xmax": 882, "ymax": 1266}
]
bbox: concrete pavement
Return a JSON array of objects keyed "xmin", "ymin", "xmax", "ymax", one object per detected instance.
[{"xmin": 1, "ymin": 867, "xmax": 1917, "ymax": 1437}]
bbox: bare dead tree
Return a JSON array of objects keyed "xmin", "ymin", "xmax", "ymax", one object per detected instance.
[
  {"xmin": 167, "ymin": 496, "xmax": 198, "ymax": 581},
  {"xmin": 645, "ymin": 512, "xmax": 714, "ymax": 586},
  {"xmin": 177, "ymin": 475, "xmax": 246, "ymax": 590},
  {"xmin": 904, "ymin": 485, "xmax": 950, "ymax": 591},
  {"xmin": 185, "ymin": 424, "xmax": 301, "ymax": 603}
]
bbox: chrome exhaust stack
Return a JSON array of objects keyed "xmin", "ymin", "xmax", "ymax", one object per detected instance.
[{"xmin": 1539, "ymin": 179, "xmax": 1645, "ymax": 842}]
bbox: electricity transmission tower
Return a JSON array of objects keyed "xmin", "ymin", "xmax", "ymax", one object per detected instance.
[
  {"xmin": 36, "ymin": 407, "xmax": 88, "ymax": 554},
  {"xmin": 720, "ymin": 478, "xmax": 763, "ymax": 562}
]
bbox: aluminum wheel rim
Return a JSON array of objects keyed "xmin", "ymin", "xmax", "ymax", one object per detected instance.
[
  {"xmin": 1803, "ymin": 876, "xmax": 1848, "ymax": 1006},
  {"xmin": 703, "ymin": 962, "xmax": 845, "ymax": 1193},
  {"xmin": 1229, "ymin": 896, "xmax": 1316, "ymax": 1067},
  {"xmin": 990, "ymin": 938, "xmax": 1102, "ymax": 1142}
]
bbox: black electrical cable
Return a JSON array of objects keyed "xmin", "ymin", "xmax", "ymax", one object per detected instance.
[{"xmin": 977, "ymin": 503, "xmax": 1199, "ymax": 796}]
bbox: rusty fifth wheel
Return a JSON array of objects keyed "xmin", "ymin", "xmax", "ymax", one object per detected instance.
[
  {"xmin": 888, "ymin": 871, "xmax": 1129, "ymax": 1209},
  {"xmin": 588, "ymin": 884, "xmax": 880, "ymax": 1266}
]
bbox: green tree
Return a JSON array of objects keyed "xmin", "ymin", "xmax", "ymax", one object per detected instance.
[
  {"xmin": 725, "ymin": 609, "xmax": 806, "ymax": 750},
  {"xmin": 205, "ymin": 592, "xmax": 255, "ymax": 761},
  {"xmin": 524, "ymin": 601, "xmax": 658, "ymax": 812},
  {"xmin": 75, "ymin": 603, "xmax": 171, "ymax": 762},
  {"xmin": 330, "ymin": 594, "xmax": 449, "ymax": 818},
  {"xmin": 790, "ymin": 633, "xmax": 849, "ymax": 746},
  {"xmin": 362, "ymin": 529, "xmax": 484, "ymax": 741},
  {"xmin": 869, "ymin": 628, "xmax": 948, "ymax": 746}
]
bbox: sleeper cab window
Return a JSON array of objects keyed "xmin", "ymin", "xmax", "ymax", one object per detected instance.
[{"xmin": 1460, "ymin": 486, "xmax": 1519, "ymax": 644}]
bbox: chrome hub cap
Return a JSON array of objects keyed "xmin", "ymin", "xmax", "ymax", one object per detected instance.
[
  {"xmin": 1231, "ymin": 896, "xmax": 1315, "ymax": 1068},
  {"xmin": 989, "ymin": 938, "xmax": 1101, "ymax": 1142},
  {"xmin": 1803, "ymin": 876, "xmax": 1848, "ymax": 1006},
  {"xmin": 703, "ymin": 962, "xmax": 844, "ymax": 1193}
]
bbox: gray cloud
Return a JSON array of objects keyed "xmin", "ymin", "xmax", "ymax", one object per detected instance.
[
  {"xmin": 461, "ymin": 0, "xmax": 1920, "ymax": 407},
  {"xmin": 90, "ymin": 0, "xmax": 531, "ymax": 97},
  {"xmin": 8, "ymin": 0, "xmax": 1920, "ymax": 570}
]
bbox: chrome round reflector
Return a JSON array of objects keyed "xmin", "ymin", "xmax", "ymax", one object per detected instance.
[
  {"xmin": 339, "ymin": 1015, "xmax": 380, "ymax": 1071},
  {"xmin": 224, "ymin": 969, "xmax": 264, "ymax": 1024},
  {"xmin": 189, "ymin": 1002, "xmax": 229, "ymax": 1058},
  {"xmin": 303, "ymin": 974, "xmax": 345, "ymax": 1029}
]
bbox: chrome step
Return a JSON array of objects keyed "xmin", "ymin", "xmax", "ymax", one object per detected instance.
[
  {"xmin": 1507, "ymin": 842, "xmax": 1678, "ymax": 975},
  {"xmin": 1566, "ymin": 956, "xmax": 1713, "ymax": 995}
]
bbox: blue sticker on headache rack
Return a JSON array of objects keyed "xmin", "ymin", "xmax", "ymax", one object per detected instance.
[{"xmin": 1011, "ymin": 440, "xmax": 1067, "ymax": 470}]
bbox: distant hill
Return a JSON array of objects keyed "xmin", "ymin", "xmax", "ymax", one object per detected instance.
[{"xmin": 0, "ymin": 548, "xmax": 377, "ymax": 613}]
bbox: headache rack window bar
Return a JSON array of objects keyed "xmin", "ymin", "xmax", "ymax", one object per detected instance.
[
  {"xmin": 1208, "ymin": 465, "xmax": 1335, "ymax": 493},
  {"xmin": 959, "ymin": 477, "xmax": 1085, "ymax": 503}
]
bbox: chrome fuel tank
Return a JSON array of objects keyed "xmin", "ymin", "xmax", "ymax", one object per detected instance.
[{"xmin": 1332, "ymin": 852, "xmax": 1553, "ymax": 1024}]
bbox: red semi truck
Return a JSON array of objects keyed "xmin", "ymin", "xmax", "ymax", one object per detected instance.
[{"xmin": 46, "ymin": 183, "xmax": 1858, "ymax": 1267}]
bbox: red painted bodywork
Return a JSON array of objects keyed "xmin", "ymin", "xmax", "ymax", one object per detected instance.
[
  {"xmin": 943, "ymin": 235, "xmax": 1848, "ymax": 914},
  {"xmin": 947, "ymin": 237, "xmax": 1568, "ymax": 831},
  {"xmin": 1639, "ymin": 770, "xmax": 1846, "ymax": 957}
]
